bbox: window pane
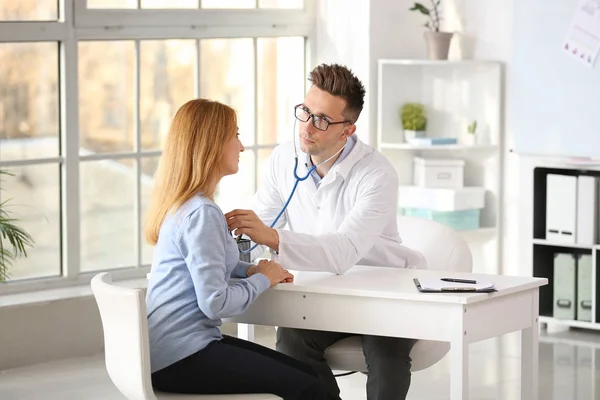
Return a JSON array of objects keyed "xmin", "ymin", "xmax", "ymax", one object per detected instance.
[
  {"xmin": 79, "ymin": 41, "xmax": 135, "ymax": 155},
  {"xmin": 141, "ymin": 156, "xmax": 159, "ymax": 265},
  {"xmin": 200, "ymin": 39, "xmax": 255, "ymax": 146},
  {"xmin": 201, "ymin": 0, "xmax": 255, "ymax": 8},
  {"xmin": 80, "ymin": 159, "xmax": 136, "ymax": 272},
  {"xmin": 142, "ymin": 0, "xmax": 198, "ymax": 8},
  {"xmin": 86, "ymin": 0, "xmax": 137, "ymax": 9},
  {"xmin": 0, "ymin": 165, "xmax": 60, "ymax": 280},
  {"xmin": 257, "ymin": 37, "xmax": 304, "ymax": 145},
  {"xmin": 0, "ymin": 42, "xmax": 59, "ymax": 161},
  {"xmin": 215, "ymin": 150, "xmax": 255, "ymax": 213},
  {"xmin": 258, "ymin": 0, "xmax": 303, "ymax": 8},
  {"xmin": 0, "ymin": 0, "xmax": 57, "ymax": 20},
  {"xmin": 140, "ymin": 40, "xmax": 196, "ymax": 151}
]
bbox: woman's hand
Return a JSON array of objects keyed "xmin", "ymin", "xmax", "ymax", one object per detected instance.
[{"xmin": 254, "ymin": 259, "xmax": 294, "ymax": 287}]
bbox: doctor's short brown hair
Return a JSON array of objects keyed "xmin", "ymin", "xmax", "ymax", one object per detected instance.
[{"xmin": 308, "ymin": 63, "xmax": 366, "ymax": 124}]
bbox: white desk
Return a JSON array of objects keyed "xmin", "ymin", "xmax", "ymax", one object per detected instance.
[{"xmin": 227, "ymin": 265, "xmax": 548, "ymax": 400}]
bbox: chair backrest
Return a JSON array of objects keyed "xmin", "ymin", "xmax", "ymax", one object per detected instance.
[
  {"xmin": 396, "ymin": 216, "xmax": 473, "ymax": 273},
  {"xmin": 397, "ymin": 216, "xmax": 473, "ymax": 371},
  {"xmin": 91, "ymin": 272, "xmax": 157, "ymax": 400},
  {"xmin": 323, "ymin": 217, "xmax": 474, "ymax": 374}
]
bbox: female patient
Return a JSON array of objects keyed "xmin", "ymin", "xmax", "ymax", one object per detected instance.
[{"xmin": 145, "ymin": 99, "xmax": 327, "ymax": 399}]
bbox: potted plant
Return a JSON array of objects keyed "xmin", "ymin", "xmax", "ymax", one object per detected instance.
[
  {"xmin": 0, "ymin": 170, "xmax": 34, "ymax": 282},
  {"xmin": 400, "ymin": 103, "xmax": 427, "ymax": 141},
  {"xmin": 464, "ymin": 120, "xmax": 477, "ymax": 145},
  {"xmin": 409, "ymin": 1, "xmax": 454, "ymax": 60}
]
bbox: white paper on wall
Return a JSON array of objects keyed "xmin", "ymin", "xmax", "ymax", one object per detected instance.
[{"xmin": 563, "ymin": 0, "xmax": 600, "ymax": 67}]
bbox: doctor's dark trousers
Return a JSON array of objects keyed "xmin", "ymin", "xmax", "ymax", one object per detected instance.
[
  {"xmin": 277, "ymin": 328, "xmax": 417, "ymax": 400},
  {"xmin": 151, "ymin": 335, "xmax": 327, "ymax": 400}
]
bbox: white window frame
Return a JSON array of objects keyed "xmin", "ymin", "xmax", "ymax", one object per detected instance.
[{"xmin": 0, "ymin": 0, "xmax": 316, "ymax": 295}]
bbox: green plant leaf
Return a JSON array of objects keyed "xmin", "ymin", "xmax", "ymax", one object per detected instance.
[
  {"xmin": 0, "ymin": 169, "xmax": 34, "ymax": 283},
  {"xmin": 399, "ymin": 103, "xmax": 427, "ymax": 131},
  {"xmin": 467, "ymin": 120, "xmax": 478, "ymax": 134},
  {"xmin": 0, "ymin": 247, "xmax": 12, "ymax": 282},
  {"xmin": 409, "ymin": 2, "xmax": 430, "ymax": 15}
]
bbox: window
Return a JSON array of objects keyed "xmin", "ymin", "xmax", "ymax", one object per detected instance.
[
  {"xmin": 85, "ymin": 0, "xmax": 305, "ymax": 9},
  {"xmin": 0, "ymin": 0, "xmax": 57, "ymax": 21},
  {"xmin": 0, "ymin": 0, "xmax": 314, "ymax": 293},
  {"xmin": 0, "ymin": 41, "xmax": 60, "ymax": 281}
]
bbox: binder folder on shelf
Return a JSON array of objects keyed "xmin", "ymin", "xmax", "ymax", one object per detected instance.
[
  {"xmin": 577, "ymin": 254, "xmax": 593, "ymax": 322},
  {"xmin": 576, "ymin": 176, "xmax": 598, "ymax": 245},
  {"xmin": 413, "ymin": 278, "xmax": 496, "ymax": 293},
  {"xmin": 553, "ymin": 253, "xmax": 576, "ymax": 320},
  {"xmin": 546, "ymin": 174, "xmax": 577, "ymax": 243}
]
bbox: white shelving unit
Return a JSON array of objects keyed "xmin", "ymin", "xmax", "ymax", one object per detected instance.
[
  {"xmin": 532, "ymin": 238, "xmax": 595, "ymax": 251},
  {"xmin": 379, "ymin": 143, "xmax": 499, "ymax": 151},
  {"xmin": 376, "ymin": 59, "xmax": 504, "ymax": 275},
  {"xmin": 532, "ymin": 165, "xmax": 600, "ymax": 332}
]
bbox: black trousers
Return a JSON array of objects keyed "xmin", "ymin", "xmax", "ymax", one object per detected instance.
[
  {"xmin": 276, "ymin": 328, "xmax": 417, "ymax": 400},
  {"xmin": 151, "ymin": 335, "xmax": 327, "ymax": 400}
]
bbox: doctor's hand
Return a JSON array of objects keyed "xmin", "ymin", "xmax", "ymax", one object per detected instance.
[
  {"xmin": 254, "ymin": 260, "xmax": 294, "ymax": 287},
  {"xmin": 225, "ymin": 209, "xmax": 280, "ymax": 252}
]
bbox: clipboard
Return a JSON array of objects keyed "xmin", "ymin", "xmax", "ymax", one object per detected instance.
[{"xmin": 413, "ymin": 278, "xmax": 497, "ymax": 293}]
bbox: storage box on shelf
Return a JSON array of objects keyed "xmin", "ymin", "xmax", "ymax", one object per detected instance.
[
  {"xmin": 399, "ymin": 158, "xmax": 486, "ymax": 231},
  {"xmin": 413, "ymin": 157, "xmax": 464, "ymax": 188},
  {"xmin": 398, "ymin": 185, "xmax": 485, "ymax": 231},
  {"xmin": 532, "ymin": 166, "xmax": 600, "ymax": 331}
]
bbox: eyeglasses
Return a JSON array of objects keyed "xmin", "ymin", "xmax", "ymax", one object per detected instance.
[{"xmin": 294, "ymin": 104, "xmax": 352, "ymax": 131}]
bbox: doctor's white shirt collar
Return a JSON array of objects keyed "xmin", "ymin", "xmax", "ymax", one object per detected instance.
[{"xmin": 305, "ymin": 134, "xmax": 358, "ymax": 187}]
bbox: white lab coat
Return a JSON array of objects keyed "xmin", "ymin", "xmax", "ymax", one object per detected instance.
[{"xmin": 251, "ymin": 136, "xmax": 426, "ymax": 275}]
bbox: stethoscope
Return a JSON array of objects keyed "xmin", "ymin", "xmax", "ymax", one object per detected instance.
[{"xmin": 238, "ymin": 119, "xmax": 348, "ymax": 254}]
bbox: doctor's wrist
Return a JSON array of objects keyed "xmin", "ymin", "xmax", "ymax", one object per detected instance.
[
  {"xmin": 267, "ymin": 228, "xmax": 280, "ymax": 253},
  {"xmin": 246, "ymin": 265, "xmax": 257, "ymax": 277}
]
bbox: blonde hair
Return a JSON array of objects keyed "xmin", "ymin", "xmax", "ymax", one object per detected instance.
[{"xmin": 145, "ymin": 99, "xmax": 237, "ymax": 245}]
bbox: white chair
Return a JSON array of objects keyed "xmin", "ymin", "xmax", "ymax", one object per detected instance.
[
  {"xmin": 91, "ymin": 272, "xmax": 281, "ymax": 400},
  {"xmin": 323, "ymin": 215, "xmax": 473, "ymax": 374}
]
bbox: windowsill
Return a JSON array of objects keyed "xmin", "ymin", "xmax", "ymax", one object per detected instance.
[{"xmin": 0, "ymin": 278, "xmax": 148, "ymax": 310}]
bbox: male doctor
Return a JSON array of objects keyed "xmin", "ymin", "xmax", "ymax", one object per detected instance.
[{"xmin": 225, "ymin": 63, "xmax": 425, "ymax": 400}]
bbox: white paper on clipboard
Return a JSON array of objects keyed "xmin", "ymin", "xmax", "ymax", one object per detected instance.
[{"xmin": 414, "ymin": 277, "xmax": 496, "ymax": 292}]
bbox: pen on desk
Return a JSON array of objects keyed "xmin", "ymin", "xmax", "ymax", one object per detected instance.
[{"xmin": 440, "ymin": 278, "xmax": 477, "ymax": 284}]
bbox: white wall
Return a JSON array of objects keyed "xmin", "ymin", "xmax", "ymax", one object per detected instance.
[
  {"xmin": 315, "ymin": 0, "xmax": 425, "ymax": 143},
  {"xmin": 450, "ymin": 0, "xmax": 522, "ymax": 277},
  {"xmin": 0, "ymin": 297, "xmax": 104, "ymax": 370},
  {"xmin": 315, "ymin": 0, "xmax": 371, "ymax": 140},
  {"xmin": 317, "ymin": 0, "xmax": 525, "ymax": 276}
]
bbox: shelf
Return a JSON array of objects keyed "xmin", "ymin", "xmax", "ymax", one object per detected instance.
[
  {"xmin": 378, "ymin": 58, "xmax": 503, "ymax": 275},
  {"xmin": 396, "ymin": 223, "xmax": 496, "ymax": 239},
  {"xmin": 379, "ymin": 143, "xmax": 498, "ymax": 151},
  {"xmin": 457, "ymin": 227, "xmax": 497, "ymax": 237},
  {"xmin": 532, "ymin": 238, "xmax": 594, "ymax": 250},
  {"xmin": 539, "ymin": 316, "xmax": 600, "ymax": 331},
  {"xmin": 378, "ymin": 59, "xmax": 501, "ymax": 67}
]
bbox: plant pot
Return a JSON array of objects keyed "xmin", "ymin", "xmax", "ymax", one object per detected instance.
[
  {"xmin": 424, "ymin": 31, "xmax": 454, "ymax": 60},
  {"xmin": 462, "ymin": 134, "xmax": 475, "ymax": 146},
  {"xmin": 404, "ymin": 129, "xmax": 425, "ymax": 142}
]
